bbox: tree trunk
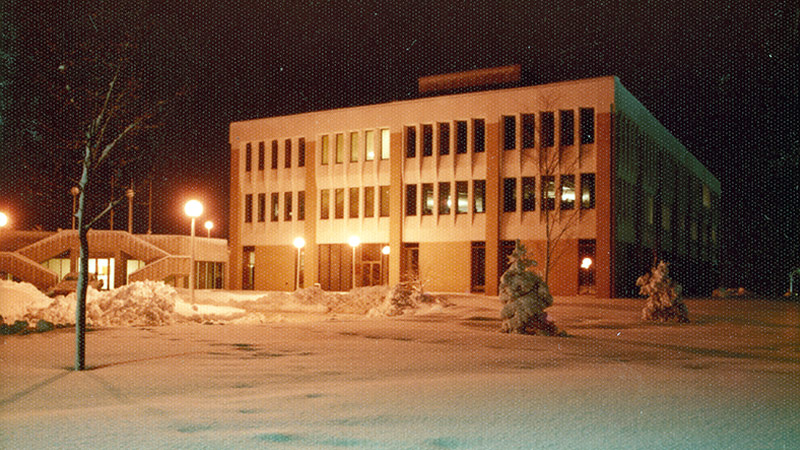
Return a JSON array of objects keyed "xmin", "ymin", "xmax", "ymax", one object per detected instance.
[{"xmin": 74, "ymin": 157, "xmax": 91, "ymax": 371}]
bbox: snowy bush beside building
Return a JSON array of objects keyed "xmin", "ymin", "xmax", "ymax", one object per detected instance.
[
  {"xmin": 499, "ymin": 241, "xmax": 561, "ymax": 335},
  {"xmin": 636, "ymin": 261, "xmax": 689, "ymax": 322}
]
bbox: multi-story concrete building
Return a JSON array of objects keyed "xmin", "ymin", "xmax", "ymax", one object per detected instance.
[{"xmin": 229, "ymin": 68, "xmax": 719, "ymax": 297}]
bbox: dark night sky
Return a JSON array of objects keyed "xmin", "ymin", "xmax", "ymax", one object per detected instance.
[{"xmin": 1, "ymin": 0, "xmax": 798, "ymax": 293}]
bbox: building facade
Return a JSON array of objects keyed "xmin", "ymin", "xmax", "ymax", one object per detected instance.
[{"xmin": 228, "ymin": 74, "xmax": 719, "ymax": 297}]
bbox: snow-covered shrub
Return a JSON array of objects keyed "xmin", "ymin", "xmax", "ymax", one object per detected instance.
[
  {"xmin": 368, "ymin": 280, "xmax": 437, "ymax": 317},
  {"xmin": 499, "ymin": 240, "xmax": 560, "ymax": 335},
  {"xmin": 636, "ymin": 261, "xmax": 689, "ymax": 323}
]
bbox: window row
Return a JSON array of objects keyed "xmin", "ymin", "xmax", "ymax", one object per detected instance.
[
  {"xmin": 502, "ymin": 108, "xmax": 594, "ymax": 151},
  {"xmin": 244, "ymin": 138, "xmax": 307, "ymax": 172},
  {"xmin": 501, "ymin": 174, "xmax": 595, "ymax": 212},
  {"xmin": 405, "ymin": 119, "xmax": 486, "ymax": 158},
  {"xmin": 244, "ymin": 191, "xmax": 306, "ymax": 223},
  {"xmin": 406, "ymin": 180, "xmax": 486, "ymax": 216},
  {"xmin": 319, "ymin": 186, "xmax": 391, "ymax": 220},
  {"xmin": 320, "ymin": 128, "xmax": 390, "ymax": 165}
]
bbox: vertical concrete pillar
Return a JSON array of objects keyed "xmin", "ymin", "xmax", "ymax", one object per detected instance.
[
  {"xmin": 229, "ymin": 142, "xmax": 242, "ymax": 290},
  {"xmin": 484, "ymin": 121, "xmax": 501, "ymax": 296},
  {"xmin": 389, "ymin": 130, "xmax": 403, "ymax": 287},
  {"xmin": 304, "ymin": 140, "xmax": 318, "ymax": 288},
  {"xmin": 595, "ymin": 110, "xmax": 615, "ymax": 298}
]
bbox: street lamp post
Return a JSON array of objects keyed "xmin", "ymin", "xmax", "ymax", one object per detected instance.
[
  {"xmin": 348, "ymin": 235, "xmax": 360, "ymax": 290},
  {"xmin": 381, "ymin": 245, "xmax": 390, "ymax": 285},
  {"xmin": 70, "ymin": 186, "xmax": 80, "ymax": 230},
  {"xmin": 293, "ymin": 237, "xmax": 306, "ymax": 291},
  {"xmin": 204, "ymin": 220, "xmax": 213, "ymax": 238},
  {"xmin": 126, "ymin": 188, "xmax": 135, "ymax": 234},
  {"xmin": 184, "ymin": 200, "xmax": 203, "ymax": 303}
]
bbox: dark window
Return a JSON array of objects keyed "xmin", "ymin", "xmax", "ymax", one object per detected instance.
[
  {"xmin": 271, "ymin": 140, "xmax": 279, "ymax": 169},
  {"xmin": 349, "ymin": 187, "xmax": 359, "ymax": 218},
  {"xmin": 456, "ymin": 181, "xmax": 468, "ymax": 214},
  {"xmin": 364, "ymin": 186, "xmax": 375, "ymax": 218},
  {"xmin": 503, "ymin": 115, "xmax": 516, "ymax": 150},
  {"xmin": 473, "ymin": 119, "xmax": 485, "ymax": 153},
  {"xmin": 284, "ymin": 192, "xmax": 293, "ymax": 221},
  {"xmin": 334, "ymin": 188, "xmax": 344, "ymax": 219},
  {"xmin": 522, "ymin": 177, "xmax": 536, "ymax": 211},
  {"xmin": 438, "ymin": 122, "xmax": 450, "ymax": 155},
  {"xmin": 406, "ymin": 184, "xmax": 417, "ymax": 216},
  {"xmin": 257, "ymin": 193, "xmax": 266, "ymax": 222},
  {"xmin": 379, "ymin": 186, "xmax": 390, "ymax": 217},
  {"xmin": 541, "ymin": 112, "xmax": 554, "ymax": 148},
  {"xmin": 542, "ymin": 175, "xmax": 555, "ymax": 210},
  {"xmin": 422, "ymin": 124, "xmax": 433, "ymax": 156},
  {"xmin": 503, "ymin": 178, "xmax": 517, "ymax": 212},
  {"xmin": 438, "ymin": 182, "xmax": 451, "ymax": 215},
  {"xmin": 298, "ymin": 191, "xmax": 305, "ymax": 220},
  {"xmin": 258, "ymin": 142, "xmax": 265, "ymax": 170},
  {"xmin": 421, "ymin": 183, "xmax": 434, "ymax": 215},
  {"xmin": 298, "ymin": 138, "xmax": 306, "ymax": 167},
  {"xmin": 522, "ymin": 114, "xmax": 535, "ymax": 149},
  {"xmin": 320, "ymin": 189, "xmax": 330, "ymax": 220},
  {"xmin": 560, "ymin": 110, "xmax": 574, "ymax": 146},
  {"xmin": 579, "ymin": 108, "xmax": 595, "ymax": 144},
  {"xmin": 285, "ymin": 139, "xmax": 292, "ymax": 168},
  {"xmin": 244, "ymin": 194, "xmax": 253, "ymax": 223},
  {"xmin": 455, "ymin": 121, "xmax": 467, "ymax": 154},
  {"xmin": 245, "ymin": 143, "xmax": 252, "ymax": 172},
  {"xmin": 580, "ymin": 173, "xmax": 595, "ymax": 209},
  {"xmin": 473, "ymin": 180, "xmax": 486, "ymax": 213},
  {"xmin": 405, "ymin": 126, "xmax": 416, "ymax": 158},
  {"xmin": 270, "ymin": 192, "xmax": 279, "ymax": 221},
  {"xmin": 560, "ymin": 174, "xmax": 575, "ymax": 209}
]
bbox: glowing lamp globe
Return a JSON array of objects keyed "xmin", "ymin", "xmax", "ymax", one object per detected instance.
[
  {"xmin": 293, "ymin": 237, "xmax": 306, "ymax": 249},
  {"xmin": 348, "ymin": 235, "xmax": 361, "ymax": 248},
  {"xmin": 0, "ymin": 212, "xmax": 8, "ymax": 228},
  {"xmin": 184, "ymin": 200, "xmax": 203, "ymax": 218},
  {"xmin": 381, "ymin": 245, "xmax": 390, "ymax": 255},
  {"xmin": 581, "ymin": 257, "xmax": 593, "ymax": 270}
]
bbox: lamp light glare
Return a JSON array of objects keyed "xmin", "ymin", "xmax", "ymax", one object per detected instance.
[
  {"xmin": 293, "ymin": 237, "xmax": 306, "ymax": 249},
  {"xmin": 381, "ymin": 245, "xmax": 390, "ymax": 255},
  {"xmin": 204, "ymin": 220, "xmax": 214, "ymax": 231},
  {"xmin": 581, "ymin": 257, "xmax": 593, "ymax": 270},
  {"xmin": 348, "ymin": 235, "xmax": 361, "ymax": 248},
  {"xmin": 184, "ymin": 200, "xmax": 203, "ymax": 218},
  {"xmin": 0, "ymin": 212, "xmax": 8, "ymax": 227}
]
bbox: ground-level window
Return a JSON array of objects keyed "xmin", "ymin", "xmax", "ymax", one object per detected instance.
[
  {"xmin": 471, "ymin": 241, "xmax": 485, "ymax": 293},
  {"xmin": 242, "ymin": 246, "xmax": 255, "ymax": 290},
  {"xmin": 578, "ymin": 239, "xmax": 596, "ymax": 294}
]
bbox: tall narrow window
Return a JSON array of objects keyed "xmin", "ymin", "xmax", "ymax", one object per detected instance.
[
  {"xmin": 522, "ymin": 176, "xmax": 536, "ymax": 211},
  {"xmin": 335, "ymin": 188, "xmax": 344, "ymax": 219},
  {"xmin": 503, "ymin": 178, "xmax": 517, "ymax": 212},
  {"xmin": 473, "ymin": 119, "xmax": 485, "ymax": 153},
  {"xmin": 271, "ymin": 140, "xmax": 279, "ymax": 169},
  {"xmin": 257, "ymin": 193, "xmax": 266, "ymax": 222},
  {"xmin": 244, "ymin": 193, "xmax": 253, "ymax": 223},
  {"xmin": 522, "ymin": 114, "xmax": 535, "ymax": 149},
  {"xmin": 541, "ymin": 112, "xmax": 554, "ymax": 148},
  {"xmin": 270, "ymin": 192, "xmax": 279, "ymax": 221},
  {"xmin": 542, "ymin": 175, "xmax": 555, "ymax": 210},
  {"xmin": 349, "ymin": 187, "xmax": 359, "ymax": 218},
  {"xmin": 245, "ymin": 143, "xmax": 252, "ymax": 172},
  {"xmin": 298, "ymin": 138, "xmax": 306, "ymax": 167},
  {"xmin": 473, "ymin": 180, "xmax": 486, "ymax": 213},
  {"xmin": 320, "ymin": 135, "xmax": 330, "ymax": 165},
  {"xmin": 285, "ymin": 139, "xmax": 292, "ymax": 168},
  {"xmin": 335, "ymin": 133, "xmax": 344, "ymax": 164},
  {"xmin": 560, "ymin": 174, "xmax": 575, "ymax": 209},
  {"xmin": 502, "ymin": 115, "xmax": 516, "ymax": 150},
  {"xmin": 579, "ymin": 108, "xmax": 595, "ymax": 144},
  {"xmin": 364, "ymin": 186, "xmax": 375, "ymax": 218},
  {"xmin": 320, "ymin": 189, "xmax": 330, "ymax": 219},
  {"xmin": 406, "ymin": 184, "xmax": 417, "ymax": 216},
  {"xmin": 422, "ymin": 124, "xmax": 433, "ymax": 156},
  {"xmin": 405, "ymin": 126, "xmax": 416, "ymax": 158},
  {"xmin": 380, "ymin": 128, "xmax": 390, "ymax": 160},
  {"xmin": 284, "ymin": 192, "xmax": 293, "ymax": 221},
  {"xmin": 560, "ymin": 110, "xmax": 574, "ymax": 146},
  {"xmin": 298, "ymin": 191, "xmax": 305, "ymax": 220},
  {"xmin": 379, "ymin": 186, "xmax": 390, "ymax": 217},
  {"xmin": 421, "ymin": 183, "xmax": 434, "ymax": 215},
  {"xmin": 365, "ymin": 130, "xmax": 376, "ymax": 160},
  {"xmin": 438, "ymin": 182, "xmax": 451, "ymax": 215},
  {"xmin": 580, "ymin": 173, "xmax": 595, "ymax": 209},
  {"xmin": 258, "ymin": 142, "xmax": 265, "ymax": 170},
  {"xmin": 456, "ymin": 181, "xmax": 468, "ymax": 214},
  {"xmin": 438, "ymin": 122, "xmax": 450, "ymax": 155},
  {"xmin": 455, "ymin": 121, "xmax": 467, "ymax": 154},
  {"xmin": 350, "ymin": 131, "xmax": 359, "ymax": 162}
]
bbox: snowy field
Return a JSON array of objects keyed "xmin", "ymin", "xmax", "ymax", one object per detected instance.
[{"xmin": 1, "ymin": 280, "xmax": 799, "ymax": 449}]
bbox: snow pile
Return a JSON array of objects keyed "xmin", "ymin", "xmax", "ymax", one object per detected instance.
[
  {"xmin": 367, "ymin": 283, "xmax": 442, "ymax": 317},
  {"xmin": 0, "ymin": 279, "xmax": 56, "ymax": 324}
]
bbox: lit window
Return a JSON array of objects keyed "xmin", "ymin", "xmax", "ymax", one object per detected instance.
[
  {"xmin": 522, "ymin": 114, "xmax": 535, "ymax": 149},
  {"xmin": 335, "ymin": 133, "xmax": 344, "ymax": 164},
  {"xmin": 502, "ymin": 115, "xmax": 516, "ymax": 150},
  {"xmin": 580, "ymin": 173, "xmax": 595, "ymax": 209},
  {"xmin": 270, "ymin": 192, "xmax": 279, "ymax": 222},
  {"xmin": 405, "ymin": 126, "xmax": 416, "ymax": 158},
  {"xmin": 541, "ymin": 175, "xmax": 555, "ymax": 210},
  {"xmin": 421, "ymin": 183, "xmax": 434, "ymax": 215},
  {"xmin": 438, "ymin": 182, "xmax": 451, "ymax": 215},
  {"xmin": 257, "ymin": 193, "xmax": 266, "ymax": 222},
  {"xmin": 522, "ymin": 177, "xmax": 536, "ymax": 211},
  {"xmin": 350, "ymin": 131, "xmax": 359, "ymax": 162},
  {"xmin": 560, "ymin": 175, "xmax": 575, "ymax": 209},
  {"xmin": 320, "ymin": 189, "xmax": 330, "ymax": 220},
  {"xmin": 320, "ymin": 135, "xmax": 330, "ymax": 165},
  {"xmin": 380, "ymin": 128, "xmax": 390, "ymax": 160},
  {"xmin": 365, "ymin": 130, "xmax": 376, "ymax": 161},
  {"xmin": 335, "ymin": 188, "xmax": 344, "ymax": 219},
  {"xmin": 579, "ymin": 108, "xmax": 595, "ymax": 144},
  {"xmin": 456, "ymin": 181, "xmax": 468, "ymax": 214},
  {"xmin": 702, "ymin": 184, "xmax": 711, "ymax": 208},
  {"xmin": 473, "ymin": 180, "xmax": 486, "ymax": 213},
  {"xmin": 560, "ymin": 110, "xmax": 574, "ymax": 146},
  {"xmin": 438, "ymin": 122, "xmax": 450, "ymax": 155},
  {"xmin": 455, "ymin": 121, "xmax": 467, "ymax": 154},
  {"xmin": 503, "ymin": 178, "xmax": 517, "ymax": 212},
  {"xmin": 406, "ymin": 184, "xmax": 417, "ymax": 216},
  {"xmin": 541, "ymin": 112, "xmax": 554, "ymax": 148},
  {"xmin": 364, "ymin": 186, "xmax": 375, "ymax": 218},
  {"xmin": 349, "ymin": 187, "xmax": 359, "ymax": 218}
]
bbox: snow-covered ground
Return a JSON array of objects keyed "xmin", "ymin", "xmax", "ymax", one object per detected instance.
[{"xmin": 1, "ymin": 280, "xmax": 799, "ymax": 448}]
